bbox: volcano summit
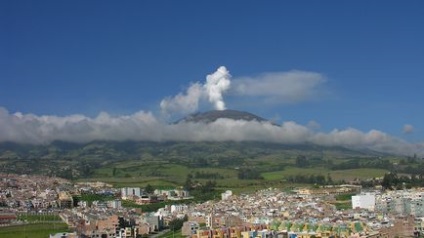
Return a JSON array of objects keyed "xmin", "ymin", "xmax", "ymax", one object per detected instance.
[{"xmin": 176, "ymin": 109, "xmax": 269, "ymax": 124}]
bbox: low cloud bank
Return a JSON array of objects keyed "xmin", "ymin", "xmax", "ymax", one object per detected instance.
[{"xmin": 0, "ymin": 107, "xmax": 422, "ymax": 156}]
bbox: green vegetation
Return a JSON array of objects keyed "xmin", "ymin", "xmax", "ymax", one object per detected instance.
[
  {"xmin": 381, "ymin": 172, "xmax": 424, "ymax": 190},
  {"xmin": 17, "ymin": 213, "xmax": 62, "ymax": 222},
  {"xmin": 238, "ymin": 168, "xmax": 263, "ymax": 180},
  {"xmin": 330, "ymin": 193, "xmax": 357, "ymax": 210},
  {"xmin": 80, "ymin": 193, "xmax": 115, "ymax": 202},
  {"xmin": 168, "ymin": 215, "xmax": 188, "ymax": 231},
  {"xmin": 262, "ymin": 167, "xmax": 387, "ymax": 184},
  {"xmin": 0, "ymin": 223, "xmax": 70, "ymax": 238},
  {"xmin": 335, "ymin": 193, "xmax": 355, "ymax": 201},
  {"xmin": 158, "ymin": 229, "xmax": 186, "ymax": 238},
  {"xmin": 329, "ymin": 168, "xmax": 387, "ymax": 181},
  {"xmin": 334, "ymin": 202, "xmax": 352, "ymax": 210},
  {"xmin": 1, "ymin": 140, "xmax": 423, "ymax": 193}
]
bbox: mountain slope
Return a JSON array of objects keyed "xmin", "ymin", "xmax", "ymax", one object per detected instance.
[
  {"xmin": 176, "ymin": 109, "xmax": 269, "ymax": 124},
  {"xmin": 0, "ymin": 140, "xmax": 392, "ymax": 178}
]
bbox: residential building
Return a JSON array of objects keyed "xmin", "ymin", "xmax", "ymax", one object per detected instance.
[
  {"xmin": 352, "ymin": 193, "xmax": 376, "ymax": 211},
  {"xmin": 182, "ymin": 221, "xmax": 200, "ymax": 236},
  {"xmin": 121, "ymin": 187, "xmax": 142, "ymax": 199}
]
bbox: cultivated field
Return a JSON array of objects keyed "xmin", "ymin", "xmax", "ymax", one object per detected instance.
[{"xmin": 0, "ymin": 223, "xmax": 70, "ymax": 238}]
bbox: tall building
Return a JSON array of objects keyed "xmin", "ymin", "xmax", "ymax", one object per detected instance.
[
  {"xmin": 121, "ymin": 187, "xmax": 142, "ymax": 199},
  {"xmin": 352, "ymin": 193, "xmax": 375, "ymax": 211},
  {"xmin": 58, "ymin": 191, "xmax": 74, "ymax": 209}
]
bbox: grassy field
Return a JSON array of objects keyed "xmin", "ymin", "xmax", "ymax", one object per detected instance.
[
  {"xmin": 94, "ymin": 162, "xmax": 195, "ymax": 184},
  {"xmin": 89, "ymin": 162, "xmax": 240, "ymax": 188},
  {"xmin": 329, "ymin": 168, "xmax": 387, "ymax": 180},
  {"xmin": 84, "ymin": 165, "xmax": 389, "ymax": 194},
  {"xmin": 158, "ymin": 229, "xmax": 186, "ymax": 238},
  {"xmin": 0, "ymin": 223, "xmax": 70, "ymax": 238},
  {"xmin": 261, "ymin": 167, "xmax": 388, "ymax": 181},
  {"xmin": 80, "ymin": 176, "xmax": 180, "ymax": 188},
  {"xmin": 262, "ymin": 167, "xmax": 326, "ymax": 180},
  {"xmin": 85, "ymin": 155, "xmax": 391, "ymax": 194},
  {"xmin": 17, "ymin": 213, "xmax": 62, "ymax": 222}
]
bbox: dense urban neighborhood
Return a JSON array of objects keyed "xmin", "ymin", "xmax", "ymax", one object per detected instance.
[{"xmin": 1, "ymin": 173, "xmax": 424, "ymax": 238}]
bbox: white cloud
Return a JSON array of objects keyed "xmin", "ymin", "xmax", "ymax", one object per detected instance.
[
  {"xmin": 232, "ymin": 70, "xmax": 326, "ymax": 103},
  {"xmin": 403, "ymin": 124, "xmax": 414, "ymax": 134},
  {"xmin": 0, "ymin": 107, "xmax": 161, "ymax": 144},
  {"xmin": 0, "ymin": 106, "xmax": 422, "ymax": 156}
]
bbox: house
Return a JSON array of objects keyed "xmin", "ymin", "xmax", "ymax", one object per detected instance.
[{"xmin": 182, "ymin": 221, "xmax": 200, "ymax": 236}]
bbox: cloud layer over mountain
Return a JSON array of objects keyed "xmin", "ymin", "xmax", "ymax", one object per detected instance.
[{"xmin": 1, "ymin": 107, "xmax": 422, "ymax": 156}]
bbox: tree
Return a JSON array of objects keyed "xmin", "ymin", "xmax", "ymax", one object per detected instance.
[
  {"xmin": 237, "ymin": 168, "xmax": 263, "ymax": 180},
  {"xmin": 381, "ymin": 172, "xmax": 398, "ymax": 190},
  {"xmin": 168, "ymin": 215, "xmax": 188, "ymax": 231},
  {"xmin": 327, "ymin": 173, "xmax": 333, "ymax": 185},
  {"xmin": 201, "ymin": 180, "xmax": 216, "ymax": 193},
  {"xmin": 295, "ymin": 155, "xmax": 309, "ymax": 168},
  {"xmin": 145, "ymin": 184, "xmax": 154, "ymax": 194},
  {"xmin": 183, "ymin": 175, "xmax": 193, "ymax": 191},
  {"xmin": 315, "ymin": 175, "xmax": 326, "ymax": 185}
]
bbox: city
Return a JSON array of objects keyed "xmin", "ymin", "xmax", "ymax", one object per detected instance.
[{"xmin": 1, "ymin": 173, "xmax": 424, "ymax": 238}]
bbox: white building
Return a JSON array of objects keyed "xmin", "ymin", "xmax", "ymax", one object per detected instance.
[
  {"xmin": 108, "ymin": 199, "xmax": 122, "ymax": 209},
  {"xmin": 121, "ymin": 187, "xmax": 142, "ymax": 199},
  {"xmin": 414, "ymin": 217, "xmax": 424, "ymax": 235},
  {"xmin": 221, "ymin": 190, "xmax": 233, "ymax": 200},
  {"xmin": 170, "ymin": 204, "xmax": 188, "ymax": 213},
  {"xmin": 206, "ymin": 214, "xmax": 213, "ymax": 228},
  {"xmin": 154, "ymin": 189, "xmax": 190, "ymax": 199},
  {"xmin": 410, "ymin": 198, "xmax": 424, "ymax": 217},
  {"xmin": 352, "ymin": 193, "xmax": 376, "ymax": 211}
]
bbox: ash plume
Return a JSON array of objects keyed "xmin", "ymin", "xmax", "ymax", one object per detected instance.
[
  {"xmin": 204, "ymin": 66, "xmax": 231, "ymax": 110},
  {"xmin": 160, "ymin": 66, "xmax": 231, "ymax": 115}
]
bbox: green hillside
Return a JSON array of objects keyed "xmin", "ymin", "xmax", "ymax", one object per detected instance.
[{"xmin": 0, "ymin": 140, "xmax": 421, "ymax": 191}]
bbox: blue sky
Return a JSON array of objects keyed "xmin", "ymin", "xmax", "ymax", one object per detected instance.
[{"xmin": 1, "ymin": 1, "xmax": 424, "ymax": 149}]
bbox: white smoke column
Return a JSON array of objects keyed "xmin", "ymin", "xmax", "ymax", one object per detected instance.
[
  {"xmin": 204, "ymin": 66, "xmax": 231, "ymax": 110},
  {"xmin": 160, "ymin": 66, "xmax": 231, "ymax": 115}
]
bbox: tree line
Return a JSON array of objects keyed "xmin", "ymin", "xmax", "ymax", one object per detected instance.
[
  {"xmin": 381, "ymin": 172, "xmax": 424, "ymax": 190},
  {"xmin": 285, "ymin": 174, "xmax": 334, "ymax": 185}
]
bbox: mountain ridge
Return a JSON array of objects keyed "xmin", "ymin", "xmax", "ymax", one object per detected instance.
[{"xmin": 176, "ymin": 109, "xmax": 270, "ymax": 124}]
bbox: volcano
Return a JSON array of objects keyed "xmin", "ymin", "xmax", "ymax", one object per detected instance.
[{"xmin": 176, "ymin": 109, "xmax": 269, "ymax": 124}]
